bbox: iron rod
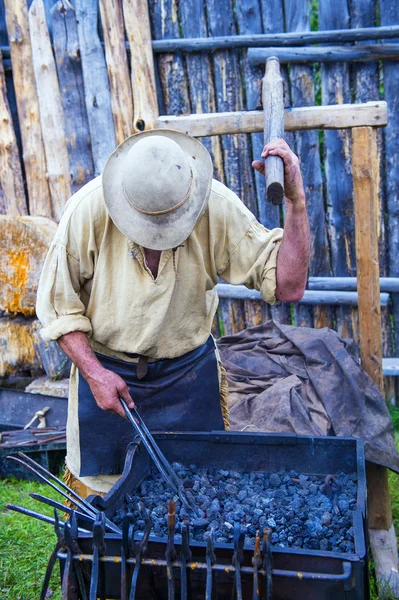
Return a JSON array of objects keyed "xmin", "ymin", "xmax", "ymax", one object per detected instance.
[
  {"xmin": 6, "ymin": 503, "xmax": 89, "ymax": 533},
  {"xmin": 60, "ymin": 553, "xmax": 353, "ymax": 582}
]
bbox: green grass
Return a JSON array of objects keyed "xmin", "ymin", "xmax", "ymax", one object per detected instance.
[{"xmin": 0, "ymin": 478, "xmax": 62, "ymax": 600}]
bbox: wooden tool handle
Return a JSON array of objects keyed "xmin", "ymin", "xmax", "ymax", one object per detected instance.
[{"xmin": 262, "ymin": 56, "xmax": 285, "ymax": 205}]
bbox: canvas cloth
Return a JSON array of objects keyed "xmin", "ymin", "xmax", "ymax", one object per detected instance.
[{"xmin": 217, "ymin": 320, "xmax": 399, "ymax": 473}]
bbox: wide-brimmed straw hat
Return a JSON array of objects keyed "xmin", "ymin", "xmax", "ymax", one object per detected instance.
[{"xmin": 102, "ymin": 129, "xmax": 213, "ymax": 251}]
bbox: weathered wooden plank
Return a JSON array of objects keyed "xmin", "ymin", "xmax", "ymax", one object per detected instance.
[
  {"xmin": 382, "ymin": 359, "xmax": 399, "ymax": 376},
  {"xmin": 0, "ymin": 216, "xmax": 57, "ymax": 315},
  {"xmin": 148, "ymin": 0, "xmax": 190, "ymax": 120},
  {"xmin": 248, "ymin": 44, "xmax": 399, "ymax": 64},
  {"xmin": 4, "ymin": 0, "xmax": 52, "ymax": 217},
  {"xmin": 0, "ymin": 51, "xmax": 27, "ymax": 216},
  {"xmin": 74, "ymin": 0, "xmax": 116, "ymax": 174},
  {"xmin": 99, "ymin": 0, "xmax": 133, "ymax": 143},
  {"xmin": 150, "ymin": 25, "xmax": 399, "ymax": 52},
  {"xmin": 123, "ymin": 0, "xmax": 158, "ymax": 131},
  {"xmin": 156, "ymin": 101, "xmax": 388, "ymax": 135},
  {"xmin": 284, "ymin": 0, "xmax": 332, "ymax": 330},
  {"xmin": 352, "ymin": 127, "xmax": 384, "ymax": 391},
  {"xmin": 319, "ymin": 0, "xmax": 356, "ymax": 342},
  {"xmin": 216, "ymin": 284, "xmax": 389, "ymax": 306},
  {"xmin": 179, "ymin": 0, "xmax": 224, "ymax": 182},
  {"xmin": 380, "ymin": 0, "xmax": 399, "ymax": 405},
  {"xmin": 29, "ymin": 0, "xmax": 71, "ymax": 221},
  {"xmin": 50, "ymin": 0, "xmax": 93, "ymax": 193}
]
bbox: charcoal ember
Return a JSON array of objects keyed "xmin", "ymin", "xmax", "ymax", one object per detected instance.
[{"xmin": 115, "ymin": 465, "xmax": 357, "ymax": 551}]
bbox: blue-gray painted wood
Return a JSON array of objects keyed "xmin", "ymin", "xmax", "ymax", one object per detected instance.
[
  {"xmin": 51, "ymin": 1, "xmax": 93, "ymax": 193},
  {"xmin": 247, "ymin": 45, "xmax": 399, "ymax": 64},
  {"xmin": 149, "ymin": 0, "xmax": 190, "ymax": 118},
  {"xmin": 284, "ymin": 0, "xmax": 331, "ymax": 330},
  {"xmin": 216, "ymin": 284, "xmax": 389, "ymax": 306},
  {"xmin": 150, "ymin": 25, "xmax": 399, "ymax": 52},
  {"xmin": 308, "ymin": 277, "xmax": 399, "ymax": 293},
  {"xmin": 319, "ymin": 0, "xmax": 356, "ymax": 340},
  {"xmin": 73, "ymin": 0, "xmax": 115, "ymax": 175}
]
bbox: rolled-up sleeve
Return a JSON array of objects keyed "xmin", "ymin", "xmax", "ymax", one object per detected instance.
[
  {"xmin": 219, "ymin": 220, "xmax": 283, "ymax": 305},
  {"xmin": 36, "ymin": 240, "xmax": 93, "ymax": 341}
]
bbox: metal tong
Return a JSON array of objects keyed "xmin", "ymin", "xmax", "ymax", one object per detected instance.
[{"xmin": 119, "ymin": 398, "xmax": 201, "ymax": 517}]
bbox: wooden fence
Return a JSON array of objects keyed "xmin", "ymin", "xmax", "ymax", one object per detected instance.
[{"xmin": 0, "ymin": 0, "xmax": 398, "ymax": 397}]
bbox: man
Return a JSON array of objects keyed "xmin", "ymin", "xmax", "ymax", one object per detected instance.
[{"xmin": 36, "ymin": 129, "xmax": 310, "ymax": 496}]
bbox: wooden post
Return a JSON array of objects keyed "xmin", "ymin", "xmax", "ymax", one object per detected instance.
[
  {"xmin": 352, "ymin": 125, "xmax": 392, "ymax": 530},
  {"xmin": 99, "ymin": 0, "xmax": 134, "ymax": 143},
  {"xmin": 51, "ymin": 0, "xmax": 94, "ymax": 192},
  {"xmin": 29, "ymin": 0, "xmax": 71, "ymax": 221},
  {"xmin": 0, "ymin": 51, "xmax": 27, "ymax": 216},
  {"xmin": 3, "ymin": 0, "xmax": 52, "ymax": 217},
  {"xmin": 123, "ymin": 0, "xmax": 158, "ymax": 132}
]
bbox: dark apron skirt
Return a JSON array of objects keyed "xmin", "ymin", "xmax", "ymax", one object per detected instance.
[{"xmin": 78, "ymin": 336, "xmax": 224, "ymax": 477}]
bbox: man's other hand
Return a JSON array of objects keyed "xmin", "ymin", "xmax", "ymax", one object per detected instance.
[
  {"xmin": 252, "ymin": 139, "xmax": 305, "ymax": 206},
  {"xmin": 86, "ymin": 367, "xmax": 135, "ymax": 417}
]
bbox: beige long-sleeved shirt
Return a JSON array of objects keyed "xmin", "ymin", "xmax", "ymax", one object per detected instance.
[{"xmin": 37, "ymin": 176, "xmax": 283, "ymax": 359}]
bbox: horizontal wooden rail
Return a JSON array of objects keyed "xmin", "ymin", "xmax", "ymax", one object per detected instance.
[
  {"xmin": 248, "ymin": 45, "xmax": 399, "ymax": 64},
  {"xmin": 308, "ymin": 277, "xmax": 399, "ymax": 293},
  {"xmin": 382, "ymin": 359, "xmax": 399, "ymax": 376},
  {"xmin": 216, "ymin": 284, "xmax": 389, "ymax": 306},
  {"xmin": 156, "ymin": 102, "xmax": 387, "ymax": 136}
]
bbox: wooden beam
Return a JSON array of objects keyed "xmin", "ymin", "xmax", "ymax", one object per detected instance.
[
  {"xmin": 150, "ymin": 25, "xmax": 399, "ymax": 52},
  {"xmin": 99, "ymin": 0, "xmax": 134, "ymax": 143},
  {"xmin": 29, "ymin": 0, "xmax": 71, "ymax": 221},
  {"xmin": 123, "ymin": 0, "xmax": 158, "ymax": 132},
  {"xmin": 3, "ymin": 0, "xmax": 52, "ymax": 217},
  {"xmin": 0, "ymin": 51, "xmax": 27, "ymax": 216},
  {"xmin": 156, "ymin": 101, "xmax": 387, "ymax": 136},
  {"xmin": 216, "ymin": 283, "xmax": 389, "ymax": 306},
  {"xmin": 352, "ymin": 126, "xmax": 384, "ymax": 392},
  {"xmin": 248, "ymin": 44, "xmax": 399, "ymax": 65},
  {"xmin": 308, "ymin": 276, "xmax": 399, "ymax": 292}
]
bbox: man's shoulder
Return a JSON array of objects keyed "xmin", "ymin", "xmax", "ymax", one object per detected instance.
[
  {"xmin": 208, "ymin": 178, "xmax": 256, "ymax": 224},
  {"xmin": 62, "ymin": 176, "xmax": 106, "ymax": 220}
]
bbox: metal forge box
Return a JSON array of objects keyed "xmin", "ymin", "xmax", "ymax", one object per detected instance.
[{"xmin": 59, "ymin": 431, "xmax": 368, "ymax": 600}]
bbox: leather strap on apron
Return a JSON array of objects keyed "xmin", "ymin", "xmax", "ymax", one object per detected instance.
[{"xmin": 77, "ymin": 336, "xmax": 224, "ymax": 477}]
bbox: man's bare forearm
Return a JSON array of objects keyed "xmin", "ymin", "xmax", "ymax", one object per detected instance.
[
  {"xmin": 58, "ymin": 331, "xmax": 104, "ymax": 380},
  {"xmin": 275, "ymin": 198, "xmax": 310, "ymax": 303},
  {"xmin": 58, "ymin": 331, "xmax": 134, "ymax": 416}
]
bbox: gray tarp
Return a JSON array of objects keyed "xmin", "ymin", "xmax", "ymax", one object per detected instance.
[{"xmin": 217, "ymin": 320, "xmax": 399, "ymax": 473}]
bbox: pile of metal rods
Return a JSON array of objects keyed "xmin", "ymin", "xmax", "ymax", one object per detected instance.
[
  {"xmin": 0, "ymin": 427, "xmax": 66, "ymax": 447},
  {"xmin": 5, "ymin": 451, "xmax": 121, "ymax": 535}
]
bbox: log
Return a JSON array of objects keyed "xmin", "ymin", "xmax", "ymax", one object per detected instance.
[
  {"xmin": 3, "ymin": 0, "xmax": 52, "ymax": 217},
  {"xmin": 216, "ymin": 284, "xmax": 389, "ymax": 306},
  {"xmin": 284, "ymin": 0, "xmax": 332, "ymax": 331},
  {"xmin": 319, "ymin": 1, "xmax": 356, "ymax": 343},
  {"xmin": 248, "ymin": 44, "xmax": 399, "ymax": 64},
  {"xmin": 0, "ymin": 216, "xmax": 57, "ymax": 315},
  {"xmin": 308, "ymin": 277, "xmax": 399, "ymax": 292},
  {"xmin": 29, "ymin": 0, "xmax": 71, "ymax": 222},
  {"xmin": 179, "ymin": 0, "xmax": 224, "ymax": 181},
  {"xmin": 0, "ymin": 317, "xmax": 70, "ymax": 379},
  {"xmin": 123, "ymin": 0, "xmax": 158, "ymax": 131},
  {"xmin": 156, "ymin": 101, "xmax": 388, "ymax": 136},
  {"xmin": 74, "ymin": 0, "xmax": 116, "ymax": 174},
  {"xmin": 381, "ymin": 0, "xmax": 399, "ymax": 404},
  {"xmin": 99, "ymin": 0, "xmax": 134, "ymax": 143},
  {"xmin": 150, "ymin": 25, "xmax": 399, "ymax": 52},
  {"xmin": 0, "ymin": 51, "xmax": 27, "ymax": 216},
  {"xmin": 50, "ymin": 0, "xmax": 94, "ymax": 192}
]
